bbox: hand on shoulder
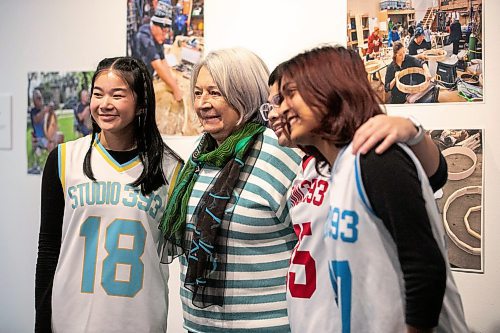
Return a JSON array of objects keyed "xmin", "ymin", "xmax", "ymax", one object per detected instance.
[{"xmin": 352, "ymin": 115, "xmax": 418, "ymax": 155}]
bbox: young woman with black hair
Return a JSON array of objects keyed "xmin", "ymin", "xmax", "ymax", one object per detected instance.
[{"xmin": 35, "ymin": 56, "xmax": 183, "ymax": 333}]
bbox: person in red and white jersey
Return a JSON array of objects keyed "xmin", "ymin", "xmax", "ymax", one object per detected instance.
[{"xmin": 262, "ymin": 61, "xmax": 453, "ymax": 332}]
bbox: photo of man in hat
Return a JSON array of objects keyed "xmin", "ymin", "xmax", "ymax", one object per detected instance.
[
  {"xmin": 133, "ymin": 0, "xmax": 183, "ymax": 102},
  {"xmin": 128, "ymin": 0, "xmax": 204, "ymax": 135},
  {"xmin": 408, "ymin": 26, "xmax": 431, "ymax": 59}
]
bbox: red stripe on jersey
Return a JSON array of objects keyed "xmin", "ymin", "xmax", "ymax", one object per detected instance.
[{"xmin": 302, "ymin": 155, "xmax": 314, "ymax": 172}]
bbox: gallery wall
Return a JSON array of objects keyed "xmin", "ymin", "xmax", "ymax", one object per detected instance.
[{"xmin": 0, "ymin": 0, "xmax": 499, "ymax": 332}]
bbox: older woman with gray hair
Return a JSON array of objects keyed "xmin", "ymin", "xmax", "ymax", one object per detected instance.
[{"xmin": 160, "ymin": 47, "xmax": 302, "ymax": 332}]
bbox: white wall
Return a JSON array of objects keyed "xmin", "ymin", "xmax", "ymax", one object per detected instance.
[
  {"xmin": 204, "ymin": 0, "xmax": 347, "ymax": 70},
  {"xmin": 0, "ymin": 0, "xmax": 499, "ymax": 332}
]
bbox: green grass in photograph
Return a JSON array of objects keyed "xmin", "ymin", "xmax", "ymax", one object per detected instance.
[{"xmin": 27, "ymin": 112, "xmax": 82, "ymax": 174}]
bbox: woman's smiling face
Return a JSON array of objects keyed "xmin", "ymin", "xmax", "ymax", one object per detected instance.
[
  {"xmin": 279, "ymin": 78, "xmax": 322, "ymax": 146},
  {"xmin": 90, "ymin": 70, "xmax": 137, "ymax": 136},
  {"xmin": 194, "ymin": 66, "xmax": 240, "ymax": 145},
  {"xmin": 267, "ymin": 82, "xmax": 292, "ymax": 147}
]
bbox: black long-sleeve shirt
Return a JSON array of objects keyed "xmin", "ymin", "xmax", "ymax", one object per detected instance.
[
  {"xmin": 360, "ymin": 145, "xmax": 448, "ymax": 329},
  {"xmin": 408, "ymin": 38, "xmax": 431, "ymax": 56}
]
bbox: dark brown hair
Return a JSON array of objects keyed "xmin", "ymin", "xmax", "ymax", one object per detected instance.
[
  {"xmin": 280, "ymin": 45, "xmax": 384, "ymax": 164},
  {"xmin": 392, "ymin": 41, "xmax": 405, "ymax": 63}
]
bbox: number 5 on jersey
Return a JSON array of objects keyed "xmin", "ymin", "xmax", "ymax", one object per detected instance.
[{"xmin": 288, "ymin": 222, "xmax": 316, "ymax": 298}]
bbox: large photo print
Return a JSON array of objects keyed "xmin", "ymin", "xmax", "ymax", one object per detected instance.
[
  {"xmin": 127, "ymin": 0, "xmax": 204, "ymax": 135},
  {"xmin": 347, "ymin": 0, "xmax": 483, "ymax": 104},
  {"xmin": 432, "ymin": 128, "xmax": 484, "ymax": 272},
  {"xmin": 27, "ymin": 71, "xmax": 94, "ymax": 174}
]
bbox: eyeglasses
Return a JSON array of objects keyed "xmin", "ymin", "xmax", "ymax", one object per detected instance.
[
  {"xmin": 259, "ymin": 94, "xmax": 283, "ymax": 121},
  {"xmin": 259, "ymin": 103, "xmax": 273, "ymax": 121}
]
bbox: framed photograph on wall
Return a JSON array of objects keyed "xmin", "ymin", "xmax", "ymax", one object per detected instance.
[
  {"xmin": 27, "ymin": 71, "xmax": 94, "ymax": 175},
  {"xmin": 431, "ymin": 128, "xmax": 484, "ymax": 272},
  {"xmin": 347, "ymin": 0, "xmax": 483, "ymax": 105},
  {"xmin": 127, "ymin": 0, "xmax": 205, "ymax": 136}
]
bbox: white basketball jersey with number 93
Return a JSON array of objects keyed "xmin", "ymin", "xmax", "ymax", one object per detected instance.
[{"xmin": 323, "ymin": 144, "xmax": 468, "ymax": 333}]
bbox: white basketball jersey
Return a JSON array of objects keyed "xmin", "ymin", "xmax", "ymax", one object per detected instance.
[
  {"xmin": 286, "ymin": 156, "xmax": 339, "ymax": 332},
  {"xmin": 52, "ymin": 136, "xmax": 182, "ymax": 333},
  {"xmin": 323, "ymin": 143, "xmax": 468, "ymax": 333}
]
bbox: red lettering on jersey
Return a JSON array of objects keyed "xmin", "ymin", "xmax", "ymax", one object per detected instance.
[
  {"xmin": 313, "ymin": 179, "xmax": 328, "ymax": 206},
  {"xmin": 289, "ymin": 179, "xmax": 329, "ymax": 207},
  {"xmin": 304, "ymin": 179, "xmax": 315, "ymax": 204}
]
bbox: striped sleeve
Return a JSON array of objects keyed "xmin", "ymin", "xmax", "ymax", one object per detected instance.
[
  {"xmin": 180, "ymin": 129, "xmax": 302, "ymax": 332},
  {"xmin": 257, "ymin": 132, "xmax": 302, "ymax": 224}
]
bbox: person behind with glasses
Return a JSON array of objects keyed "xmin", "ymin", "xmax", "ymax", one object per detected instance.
[
  {"xmin": 260, "ymin": 62, "xmax": 451, "ymax": 332},
  {"xmin": 277, "ymin": 45, "xmax": 468, "ymax": 333}
]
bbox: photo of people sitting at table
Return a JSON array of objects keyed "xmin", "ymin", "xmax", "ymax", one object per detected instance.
[{"xmin": 347, "ymin": 0, "xmax": 483, "ymax": 104}]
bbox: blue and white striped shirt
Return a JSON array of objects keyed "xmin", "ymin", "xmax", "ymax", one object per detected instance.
[{"xmin": 180, "ymin": 129, "xmax": 302, "ymax": 332}]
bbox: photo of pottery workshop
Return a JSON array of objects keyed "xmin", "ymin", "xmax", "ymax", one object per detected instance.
[
  {"xmin": 431, "ymin": 129, "xmax": 483, "ymax": 272},
  {"xmin": 347, "ymin": 0, "xmax": 483, "ymax": 104}
]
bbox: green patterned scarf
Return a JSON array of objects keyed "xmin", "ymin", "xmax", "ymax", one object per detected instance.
[{"xmin": 159, "ymin": 122, "xmax": 265, "ymax": 248}]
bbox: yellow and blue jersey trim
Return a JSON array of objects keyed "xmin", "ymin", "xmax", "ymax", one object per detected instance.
[
  {"xmin": 58, "ymin": 143, "xmax": 67, "ymax": 191},
  {"xmin": 168, "ymin": 161, "xmax": 183, "ymax": 198},
  {"xmin": 93, "ymin": 135, "xmax": 140, "ymax": 172}
]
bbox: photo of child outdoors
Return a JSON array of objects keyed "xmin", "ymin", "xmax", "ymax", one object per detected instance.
[{"xmin": 27, "ymin": 71, "xmax": 93, "ymax": 174}]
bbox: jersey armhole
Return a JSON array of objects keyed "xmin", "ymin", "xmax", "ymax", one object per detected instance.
[
  {"xmin": 58, "ymin": 143, "xmax": 67, "ymax": 192},
  {"xmin": 301, "ymin": 155, "xmax": 314, "ymax": 172},
  {"xmin": 354, "ymin": 153, "xmax": 378, "ymax": 218},
  {"xmin": 167, "ymin": 161, "xmax": 183, "ymax": 198}
]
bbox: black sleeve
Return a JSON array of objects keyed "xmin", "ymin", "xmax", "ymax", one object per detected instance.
[
  {"xmin": 35, "ymin": 148, "xmax": 64, "ymax": 333},
  {"xmin": 360, "ymin": 145, "xmax": 446, "ymax": 329},
  {"xmin": 384, "ymin": 63, "xmax": 396, "ymax": 92},
  {"xmin": 428, "ymin": 152, "xmax": 448, "ymax": 192},
  {"xmin": 408, "ymin": 40, "xmax": 417, "ymax": 55},
  {"xmin": 405, "ymin": 55, "xmax": 424, "ymax": 68}
]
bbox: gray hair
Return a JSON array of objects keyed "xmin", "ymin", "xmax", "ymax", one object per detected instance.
[{"xmin": 190, "ymin": 47, "xmax": 269, "ymax": 126}]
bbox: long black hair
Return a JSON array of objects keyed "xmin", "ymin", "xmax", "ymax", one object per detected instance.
[{"xmin": 83, "ymin": 56, "xmax": 181, "ymax": 195}]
